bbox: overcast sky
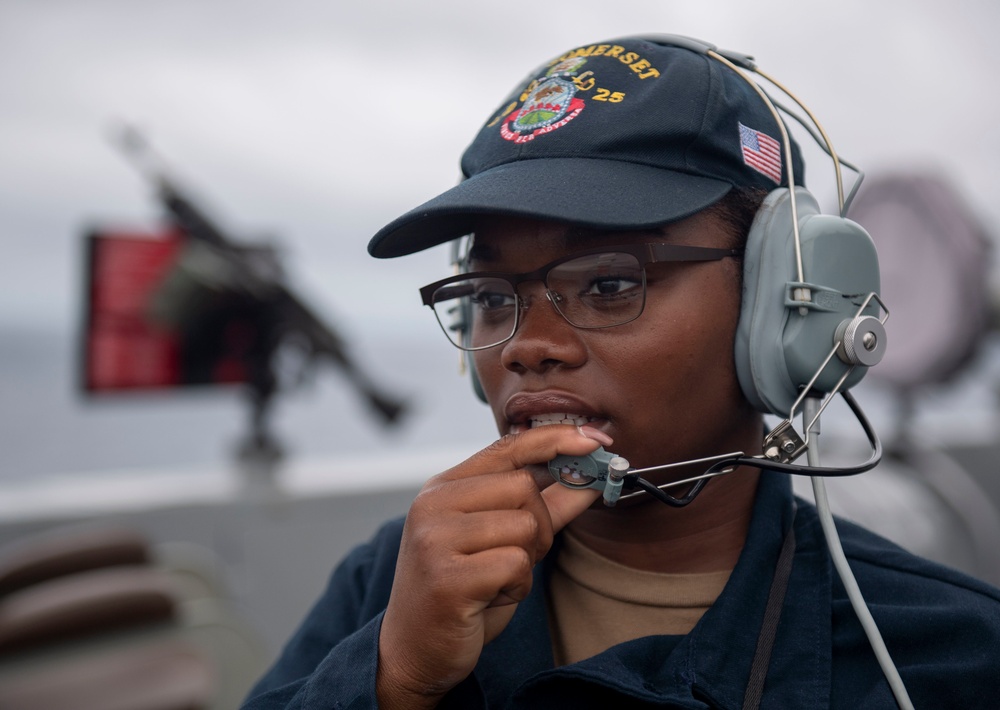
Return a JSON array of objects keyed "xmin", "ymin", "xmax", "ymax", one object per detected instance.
[{"xmin": 1, "ymin": 0, "xmax": 997, "ymax": 339}]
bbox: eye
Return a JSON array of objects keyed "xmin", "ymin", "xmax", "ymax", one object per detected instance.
[
  {"xmin": 472, "ymin": 289, "xmax": 516, "ymax": 311},
  {"xmin": 585, "ymin": 274, "xmax": 642, "ymax": 297}
]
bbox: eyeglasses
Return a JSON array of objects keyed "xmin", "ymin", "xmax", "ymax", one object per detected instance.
[{"xmin": 419, "ymin": 243, "xmax": 742, "ymax": 351}]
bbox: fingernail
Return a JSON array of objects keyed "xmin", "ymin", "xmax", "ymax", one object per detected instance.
[{"xmin": 578, "ymin": 425, "xmax": 613, "ymax": 447}]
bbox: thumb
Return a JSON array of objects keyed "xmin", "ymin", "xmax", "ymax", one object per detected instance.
[{"xmin": 541, "ymin": 482, "xmax": 602, "ymax": 534}]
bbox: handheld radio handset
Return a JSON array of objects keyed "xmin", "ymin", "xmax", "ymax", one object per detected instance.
[
  {"xmin": 548, "ymin": 449, "xmax": 631, "ymax": 506},
  {"xmin": 548, "ymin": 448, "xmax": 744, "ymax": 508}
]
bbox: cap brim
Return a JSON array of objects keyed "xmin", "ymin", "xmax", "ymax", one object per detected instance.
[{"xmin": 367, "ymin": 157, "xmax": 733, "ymax": 258}]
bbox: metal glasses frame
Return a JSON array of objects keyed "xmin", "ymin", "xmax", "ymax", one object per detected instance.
[{"xmin": 419, "ymin": 242, "xmax": 742, "ymax": 351}]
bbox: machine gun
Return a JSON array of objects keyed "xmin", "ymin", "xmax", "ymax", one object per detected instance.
[{"xmin": 113, "ymin": 126, "xmax": 407, "ymax": 468}]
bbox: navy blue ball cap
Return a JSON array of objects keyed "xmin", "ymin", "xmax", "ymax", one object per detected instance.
[{"xmin": 368, "ymin": 36, "xmax": 804, "ymax": 258}]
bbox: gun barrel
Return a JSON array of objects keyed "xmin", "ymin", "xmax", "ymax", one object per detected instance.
[{"xmin": 113, "ymin": 124, "xmax": 408, "ymax": 428}]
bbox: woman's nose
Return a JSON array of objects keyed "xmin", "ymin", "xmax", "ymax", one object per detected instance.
[{"xmin": 500, "ymin": 284, "xmax": 586, "ymax": 374}]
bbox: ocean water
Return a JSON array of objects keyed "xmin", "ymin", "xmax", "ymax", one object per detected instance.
[{"xmin": 0, "ymin": 325, "xmax": 498, "ymax": 482}]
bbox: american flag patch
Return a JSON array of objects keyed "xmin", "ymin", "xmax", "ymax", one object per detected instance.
[{"xmin": 738, "ymin": 123, "xmax": 782, "ymax": 184}]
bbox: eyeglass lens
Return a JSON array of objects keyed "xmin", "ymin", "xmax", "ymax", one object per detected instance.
[{"xmin": 430, "ymin": 252, "xmax": 646, "ymax": 350}]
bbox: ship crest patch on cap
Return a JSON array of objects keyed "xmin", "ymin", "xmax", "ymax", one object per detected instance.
[
  {"xmin": 501, "ymin": 77, "xmax": 585, "ymax": 143},
  {"xmin": 498, "ymin": 58, "xmax": 591, "ymax": 144}
]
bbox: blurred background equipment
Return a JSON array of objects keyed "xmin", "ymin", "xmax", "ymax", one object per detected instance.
[
  {"xmin": 792, "ymin": 171, "xmax": 1000, "ymax": 586},
  {"xmin": 81, "ymin": 126, "xmax": 409, "ymax": 476},
  {"xmin": 850, "ymin": 173, "xmax": 995, "ymax": 392},
  {"xmin": 0, "ymin": 525, "xmax": 266, "ymax": 710}
]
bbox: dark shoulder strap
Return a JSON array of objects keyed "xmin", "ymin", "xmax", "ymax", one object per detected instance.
[{"xmin": 742, "ymin": 514, "xmax": 797, "ymax": 710}]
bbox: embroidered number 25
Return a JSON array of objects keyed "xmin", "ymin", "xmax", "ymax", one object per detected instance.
[{"xmin": 593, "ymin": 89, "xmax": 625, "ymax": 103}]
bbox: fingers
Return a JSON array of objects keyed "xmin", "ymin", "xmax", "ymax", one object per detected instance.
[
  {"xmin": 464, "ymin": 546, "xmax": 534, "ymax": 606},
  {"xmin": 377, "ymin": 425, "xmax": 615, "ymax": 705},
  {"xmin": 437, "ymin": 472, "xmax": 604, "ymax": 555},
  {"xmin": 447, "ymin": 508, "xmax": 541, "ymax": 556},
  {"xmin": 426, "ymin": 469, "xmax": 548, "ymax": 515},
  {"xmin": 437, "ymin": 424, "xmax": 611, "ymax": 483},
  {"xmin": 542, "ymin": 481, "xmax": 603, "ymax": 534},
  {"xmin": 414, "ymin": 471, "xmax": 555, "ymax": 565},
  {"xmin": 418, "ymin": 424, "xmax": 612, "ymax": 560}
]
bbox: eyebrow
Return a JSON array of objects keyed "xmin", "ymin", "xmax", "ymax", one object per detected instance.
[
  {"xmin": 468, "ymin": 226, "xmax": 670, "ymax": 265},
  {"xmin": 565, "ymin": 226, "xmax": 668, "ymax": 246}
]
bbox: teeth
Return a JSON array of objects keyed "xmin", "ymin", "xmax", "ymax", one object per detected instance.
[{"xmin": 529, "ymin": 413, "xmax": 595, "ymax": 428}]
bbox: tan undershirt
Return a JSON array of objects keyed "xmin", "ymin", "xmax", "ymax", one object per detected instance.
[{"xmin": 548, "ymin": 530, "xmax": 733, "ymax": 666}]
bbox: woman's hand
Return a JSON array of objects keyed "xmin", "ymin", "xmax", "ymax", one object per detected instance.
[{"xmin": 376, "ymin": 425, "xmax": 611, "ymax": 709}]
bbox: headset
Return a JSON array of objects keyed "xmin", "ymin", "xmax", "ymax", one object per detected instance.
[
  {"xmin": 451, "ymin": 33, "xmax": 888, "ymax": 476},
  {"xmin": 443, "ymin": 35, "xmax": 913, "ymax": 708}
]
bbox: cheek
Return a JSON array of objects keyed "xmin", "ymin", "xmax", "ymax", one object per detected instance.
[
  {"xmin": 471, "ymin": 349, "xmax": 497, "ymax": 387},
  {"xmin": 625, "ymin": 317, "xmax": 737, "ymax": 392},
  {"xmin": 645, "ymin": 273, "xmax": 741, "ymax": 360},
  {"xmin": 471, "ymin": 350, "xmax": 506, "ymax": 424},
  {"xmin": 620, "ymin": 277, "xmax": 746, "ymax": 419}
]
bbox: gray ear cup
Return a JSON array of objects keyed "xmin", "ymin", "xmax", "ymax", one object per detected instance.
[{"xmin": 735, "ymin": 187, "xmax": 883, "ymax": 416}]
